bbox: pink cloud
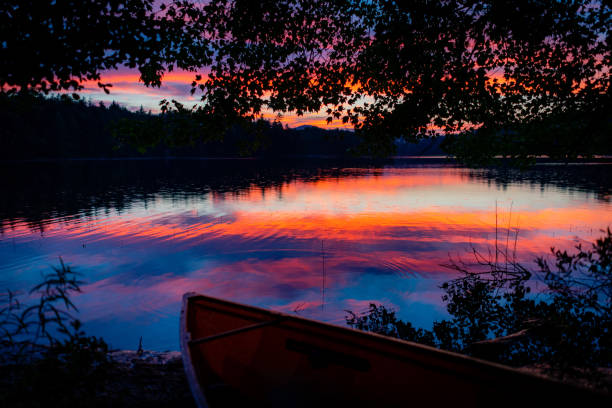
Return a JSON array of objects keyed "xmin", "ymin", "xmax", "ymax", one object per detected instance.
[{"xmin": 75, "ymin": 67, "xmax": 354, "ymax": 128}]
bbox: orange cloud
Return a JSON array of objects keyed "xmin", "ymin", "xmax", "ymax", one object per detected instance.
[
  {"xmin": 77, "ymin": 68, "xmax": 353, "ymax": 128},
  {"xmin": 85, "ymin": 69, "xmax": 207, "ymax": 86}
]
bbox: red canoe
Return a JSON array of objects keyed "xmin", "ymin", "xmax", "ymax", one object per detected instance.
[{"xmin": 180, "ymin": 293, "xmax": 609, "ymax": 407}]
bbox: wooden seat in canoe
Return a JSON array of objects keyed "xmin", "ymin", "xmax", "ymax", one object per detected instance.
[{"xmin": 180, "ymin": 293, "xmax": 610, "ymax": 407}]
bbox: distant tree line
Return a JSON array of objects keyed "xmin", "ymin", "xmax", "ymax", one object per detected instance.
[
  {"xmin": 0, "ymin": 94, "xmax": 363, "ymax": 159},
  {"xmin": 1, "ymin": 93, "xmax": 134, "ymax": 159}
]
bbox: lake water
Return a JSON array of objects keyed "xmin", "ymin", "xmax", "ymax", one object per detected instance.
[{"xmin": 1, "ymin": 159, "xmax": 610, "ymax": 351}]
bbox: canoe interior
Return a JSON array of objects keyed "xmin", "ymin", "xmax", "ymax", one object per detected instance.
[{"xmin": 180, "ymin": 293, "xmax": 610, "ymax": 407}]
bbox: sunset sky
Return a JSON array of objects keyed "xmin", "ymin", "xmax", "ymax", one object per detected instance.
[{"xmin": 83, "ymin": 67, "xmax": 347, "ymax": 129}]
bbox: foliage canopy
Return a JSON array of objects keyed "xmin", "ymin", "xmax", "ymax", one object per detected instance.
[
  {"xmin": 0, "ymin": 1, "xmax": 210, "ymax": 94},
  {"xmin": 1, "ymin": 1, "xmax": 610, "ymax": 162}
]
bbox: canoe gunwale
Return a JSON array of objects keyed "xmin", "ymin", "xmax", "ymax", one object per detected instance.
[
  {"xmin": 181, "ymin": 292, "xmax": 610, "ymax": 406},
  {"xmin": 184, "ymin": 294, "xmax": 546, "ymax": 382}
]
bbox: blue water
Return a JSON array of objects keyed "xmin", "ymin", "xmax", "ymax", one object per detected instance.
[{"xmin": 1, "ymin": 159, "xmax": 610, "ymax": 350}]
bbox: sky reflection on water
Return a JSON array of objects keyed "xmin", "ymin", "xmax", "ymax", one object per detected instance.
[{"xmin": 1, "ymin": 160, "xmax": 610, "ymax": 350}]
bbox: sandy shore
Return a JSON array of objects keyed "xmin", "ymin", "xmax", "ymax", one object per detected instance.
[
  {"xmin": 100, "ymin": 350, "xmax": 196, "ymax": 407},
  {"xmin": 109, "ymin": 349, "xmax": 183, "ymax": 366}
]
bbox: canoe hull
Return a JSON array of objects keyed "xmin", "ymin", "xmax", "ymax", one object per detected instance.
[{"xmin": 180, "ymin": 293, "xmax": 609, "ymax": 407}]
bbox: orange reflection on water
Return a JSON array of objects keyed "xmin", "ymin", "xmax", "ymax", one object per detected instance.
[
  {"xmin": 4, "ymin": 170, "xmax": 609, "ymax": 253},
  {"xmin": 4, "ymin": 171, "xmax": 607, "ymax": 299},
  {"xmin": 8, "ymin": 205, "xmax": 606, "ymax": 251}
]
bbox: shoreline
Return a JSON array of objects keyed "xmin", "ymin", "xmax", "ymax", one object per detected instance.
[
  {"xmin": 3, "ymin": 348, "xmax": 610, "ymax": 406},
  {"xmin": 109, "ymin": 349, "xmax": 183, "ymax": 366},
  {"xmin": 1, "ymin": 155, "xmax": 611, "ymax": 166}
]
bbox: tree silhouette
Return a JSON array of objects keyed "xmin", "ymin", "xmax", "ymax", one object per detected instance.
[
  {"xmin": 188, "ymin": 1, "xmax": 610, "ymax": 161},
  {"xmin": 0, "ymin": 0, "xmax": 210, "ymax": 95},
  {"xmin": 2, "ymin": 1, "xmax": 610, "ymax": 162}
]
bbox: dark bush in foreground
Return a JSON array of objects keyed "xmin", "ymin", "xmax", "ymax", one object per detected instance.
[
  {"xmin": 347, "ymin": 229, "xmax": 612, "ymax": 388},
  {"xmin": 0, "ymin": 260, "xmax": 193, "ymax": 407}
]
